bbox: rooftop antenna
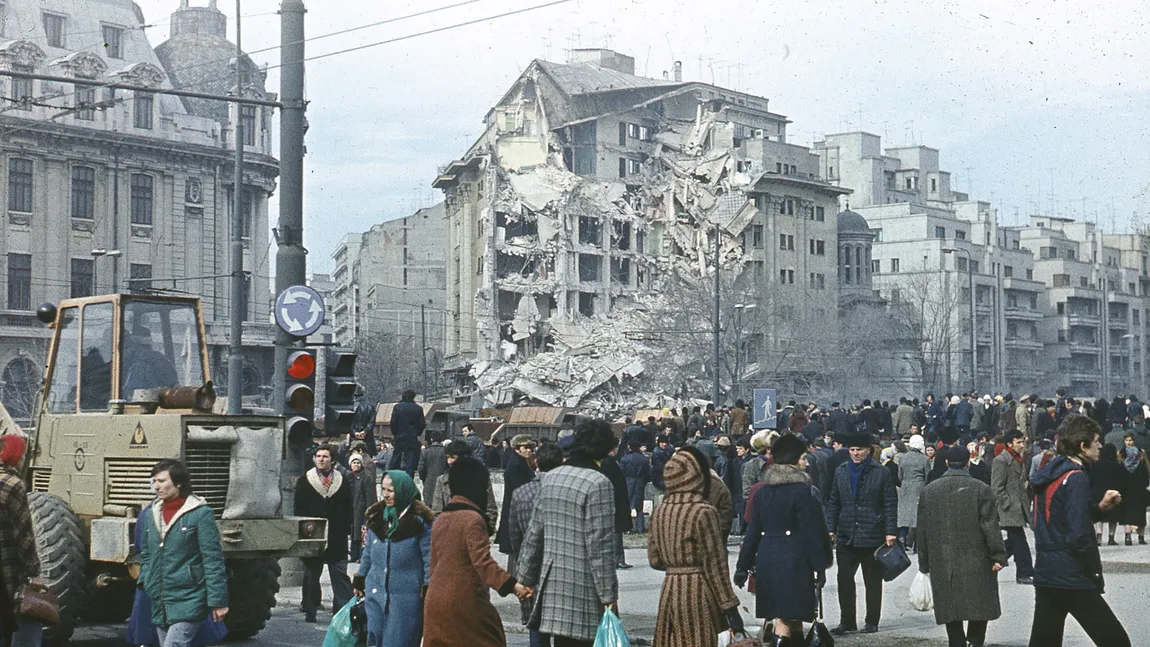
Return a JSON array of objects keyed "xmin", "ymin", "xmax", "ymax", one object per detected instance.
[
  {"xmin": 963, "ymin": 166, "xmax": 974, "ymax": 195},
  {"xmin": 1047, "ymin": 168, "xmax": 1056, "ymax": 217}
]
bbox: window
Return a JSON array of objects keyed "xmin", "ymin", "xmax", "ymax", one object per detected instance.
[
  {"xmin": 1080, "ymin": 277, "xmax": 1089, "ymax": 287},
  {"xmin": 70, "ymin": 258, "xmax": 93, "ymax": 298},
  {"xmin": 890, "ymin": 258, "xmax": 900, "ymax": 273},
  {"xmin": 1030, "ymin": 294, "xmax": 1038, "ymax": 309},
  {"xmin": 809, "ymin": 273, "xmax": 825, "ymax": 289},
  {"xmin": 635, "ymin": 231, "xmax": 645, "ymax": 253},
  {"xmin": 935, "ymin": 226, "xmax": 946, "ymax": 239},
  {"xmin": 578, "ymin": 292, "xmax": 595, "ymax": 317},
  {"xmin": 776, "ymin": 162, "xmax": 782, "ymax": 174},
  {"xmin": 816, "ymin": 240, "xmax": 825, "ymax": 255},
  {"xmin": 906, "ymin": 177, "xmax": 913, "ymax": 190},
  {"xmin": 129, "ymin": 263, "xmax": 152, "ymax": 293},
  {"xmin": 578, "ymin": 216, "xmax": 601, "ymax": 245},
  {"xmin": 10, "ymin": 65, "xmax": 32, "ymax": 110},
  {"xmin": 638, "ymin": 125, "xmax": 651, "ymax": 141},
  {"xmin": 871, "ymin": 259, "xmax": 881, "ymax": 274},
  {"xmin": 239, "ymin": 189, "xmax": 254, "ymax": 238},
  {"xmin": 133, "ymin": 92, "xmax": 153, "ymax": 129},
  {"xmin": 618, "ymin": 158, "xmax": 626, "ymax": 179},
  {"xmin": 1003, "ymin": 265, "xmax": 1013, "ymax": 278},
  {"xmin": 577, "ymin": 254, "xmax": 600, "ymax": 282},
  {"xmin": 626, "ymin": 159, "xmax": 642, "ymax": 175},
  {"xmin": 43, "ymin": 13, "xmax": 64, "ymax": 48},
  {"xmin": 7, "ymin": 254, "xmax": 31, "ymax": 310},
  {"xmin": 102, "ymin": 25, "xmax": 123, "ymax": 58},
  {"xmin": 610, "ymin": 258, "xmax": 630, "ymax": 285},
  {"xmin": 1027, "ymin": 269, "xmax": 1034, "ymax": 280},
  {"xmin": 73, "ymin": 83, "xmax": 95, "ymax": 120},
  {"xmin": 931, "ymin": 177, "xmax": 937, "ymax": 192},
  {"xmin": 1057, "ymin": 302, "xmax": 1065, "ymax": 314},
  {"xmin": 130, "ymin": 174, "xmax": 153, "ymax": 225},
  {"xmin": 815, "ymin": 206, "xmax": 825, "ymax": 222},
  {"xmin": 611, "ymin": 221, "xmax": 631, "ymax": 250},
  {"xmin": 778, "ymin": 198, "xmax": 794, "ymax": 215},
  {"xmin": 752, "ymin": 225, "xmax": 763, "ymax": 248},
  {"xmin": 872, "ymin": 228, "xmax": 883, "ymax": 242},
  {"xmin": 1052, "ymin": 274, "xmax": 1070, "ymax": 287},
  {"xmin": 955, "ymin": 230, "xmax": 966, "ymax": 240},
  {"xmin": 970, "ymin": 260, "xmax": 979, "ymax": 273},
  {"xmin": 779, "ymin": 269, "xmax": 794, "ymax": 284},
  {"xmin": 502, "ymin": 112, "xmax": 516, "ymax": 132},
  {"xmin": 779, "ymin": 234, "xmax": 793, "ymax": 251},
  {"xmin": 71, "ymin": 166, "xmax": 95, "ymax": 219},
  {"xmin": 618, "ymin": 122, "xmax": 627, "ymax": 146},
  {"xmin": 241, "ymin": 106, "xmax": 256, "ymax": 146},
  {"xmin": 1041, "ymin": 246, "xmax": 1057, "ymax": 259},
  {"xmin": 7, "ymin": 158, "xmax": 33, "ymax": 212},
  {"xmin": 956, "ymin": 256, "xmax": 968, "ymax": 271}
]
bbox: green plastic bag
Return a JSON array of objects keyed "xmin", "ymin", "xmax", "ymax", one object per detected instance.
[
  {"xmin": 322, "ymin": 598, "xmax": 360, "ymax": 647},
  {"xmin": 593, "ymin": 609, "xmax": 630, "ymax": 647}
]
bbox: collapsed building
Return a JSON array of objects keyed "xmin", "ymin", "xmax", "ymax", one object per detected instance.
[{"xmin": 432, "ymin": 49, "xmax": 904, "ymax": 412}]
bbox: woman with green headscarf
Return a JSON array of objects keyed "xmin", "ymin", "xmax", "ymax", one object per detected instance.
[{"xmin": 353, "ymin": 470, "xmax": 433, "ymax": 647}]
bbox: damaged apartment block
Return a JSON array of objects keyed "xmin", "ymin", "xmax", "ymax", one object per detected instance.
[{"xmin": 433, "ymin": 48, "xmax": 849, "ymax": 411}]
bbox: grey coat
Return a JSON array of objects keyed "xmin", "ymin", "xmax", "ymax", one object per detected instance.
[
  {"xmin": 897, "ymin": 450, "xmax": 930, "ymax": 528},
  {"xmin": 516, "ymin": 464, "xmax": 618, "ymax": 642},
  {"xmin": 990, "ymin": 449, "xmax": 1029, "ymax": 528},
  {"xmin": 417, "ymin": 442, "xmax": 448, "ymax": 507},
  {"xmin": 892, "ymin": 403, "xmax": 915, "ymax": 437},
  {"xmin": 916, "ymin": 470, "xmax": 1008, "ymax": 625}
]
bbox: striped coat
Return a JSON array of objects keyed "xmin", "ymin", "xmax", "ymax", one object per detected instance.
[
  {"xmin": 648, "ymin": 452, "xmax": 740, "ymax": 647},
  {"xmin": 516, "ymin": 462, "xmax": 618, "ymax": 642}
]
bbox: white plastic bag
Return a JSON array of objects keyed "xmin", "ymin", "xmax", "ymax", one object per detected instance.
[{"xmin": 909, "ymin": 571, "xmax": 934, "ymax": 611}]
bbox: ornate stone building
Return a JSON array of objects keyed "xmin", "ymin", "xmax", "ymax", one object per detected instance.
[{"xmin": 0, "ymin": 0, "xmax": 278, "ymax": 422}]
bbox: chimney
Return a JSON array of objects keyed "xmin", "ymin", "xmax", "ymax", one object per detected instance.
[{"xmin": 673, "ymin": 60, "xmax": 682, "ymax": 82}]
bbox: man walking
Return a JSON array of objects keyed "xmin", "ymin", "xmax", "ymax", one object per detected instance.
[
  {"xmin": 387, "ymin": 389, "xmax": 425, "ymax": 477},
  {"xmin": 917, "ymin": 445, "xmax": 1008, "ymax": 647},
  {"xmin": 991, "ymin": 430, "xmax": 1034, "ymax": 584},
  {"xmin": 825, "ymin": 433, "xmax": 898, "ymax": 635},
  {"xmin": 416, "ymin": 431, "xmax": 448, "ymax": 506},
  {"xmin": 620, "ymin": 443, "xmax": 651, "ymax": 533},
  {"xmin": 295, "ymin": 446, "xmax": 353, "ymax": 623},
  {"xmin": 509, "ymin": 442, "xmax": 565, "ymax": 647},
  {"xmin": 517, "ymin": 420, "xmax": 619, "ymax": 647}
]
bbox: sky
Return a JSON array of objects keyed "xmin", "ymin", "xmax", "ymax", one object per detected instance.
[{"xmin": 133, "ymin": 0, "xmax": 1150, "ymax": 275}]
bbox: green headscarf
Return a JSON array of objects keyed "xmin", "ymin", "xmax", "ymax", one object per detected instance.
[{"xmin": 380, "ymin": 470, "xmax": 419, "ymax": 538}]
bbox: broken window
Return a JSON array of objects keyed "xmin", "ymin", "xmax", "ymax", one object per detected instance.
[
  {"xmin": 578, "ymin": 292, "xmax": 595, "ymax": 316},
  {"xmin": 496, "ymin": 211, "xmax": 537, "ymax": 239},
  {"xmin": 496, "ymin": 252, "xmax": 537, "ymax": 278},
  {"xmin": 570, "ymin": 122, "xmax": 596, "ymax": 145},
  {"xmin": 611, "ymin": 258, "xmax": 631, "ymax": 286},
  {"xmin": 578, "ymin": 254, "xmax": 601, "ymax": 282},
  {"xmin": 477, "ymin": 257, "xmax": 484, "ymax": 276},
  {"xmin": 635, "ymin": 231, "xmax": 645, "ymax": 253},
  {"xmin": 624, "ymin": 185, "xmax": 644, "ymax": 211},
  {"xmin": 579, "ymin": 216, "xmax": 602, "ymax": 246},
  {"xmin": 612, "ymin": 222, "xmax": 632, "ymax": 250}
]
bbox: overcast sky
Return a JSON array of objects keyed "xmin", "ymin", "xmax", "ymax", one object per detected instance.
[{"xmin": 134, "ymin": 0, "xmax": 1150, "ymax": 275}]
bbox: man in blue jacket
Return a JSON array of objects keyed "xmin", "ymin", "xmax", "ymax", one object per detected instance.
[
  {"xmin": 388, "ymin": 389, "xmax": 425, "ymax": 477},
  {"xmin": 620, "ymin": 444, "xmax": 651, "ymax": 534},
  {"xmin": 1028, "ymin": 416, "xmax": 1129, "ymax": 646},
  {"xmin": 954, "ymin": 393, "xmax": 975, "ymax": 443}
]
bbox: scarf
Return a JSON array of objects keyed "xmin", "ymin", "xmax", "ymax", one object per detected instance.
[
  {"xmin": 318, "ymin": 467, "xmax": 334, "ymax": 490},
  {"xmin": 1123, "ymin": 447, "xmax": 1141, "ymax": 473},
  {"xmin": 848, "ymin": 459, "xmax": 867, "ymax": 499},
  {"xmin": 380, "ymin": 470, "xmax": 419, "ymax": 538},
  {"xmin": 1005, "ymin": 446, "xmax": 1023, "ymax": 465}
]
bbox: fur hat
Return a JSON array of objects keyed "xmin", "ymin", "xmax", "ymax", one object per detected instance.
[
  {"xmin": 769, "ymin": 433, "xmax": 807, "ymax": 465},
  {"xmin": 844, "ymin": 433, "xmax": 872, "ymax": 448},
  {"xmin": 908, "ymin": 434, "xmax": 926, "ymax": 452},
  {"xmin": 715, "ymin": 435, "xmax": 731, "ymax": 448},
  {"xmin": 447, "ymin": 457, "xmax": 489, "ymax": 509},
  {"xmin": 510, "ymin": 434, "xmax": 536, "ymax": 449}
]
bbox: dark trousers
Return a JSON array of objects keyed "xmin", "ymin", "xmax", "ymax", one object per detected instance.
[
  {"xmin": 836, "ymin": 544, "xmax": 884, "ymax": 628},
  {"xmin": 554, "ymin": 638, "xmax": 592, "ymax": 647},
  {"xmin": 387, "ymin": 446, "xmax": 421, "ymax": 478},
  {"xmin": 301, "ymin": 556, "xmax": 353, "ymax": 616},
  {"xmin": 1028, "ymin": 586, "xmax": 1130, "ymax": 646},
  {"xmin": 529, "ymin": 630, "xmax": 554, "ymax": 647},
  {"xmin": 625, "ymin": 478, "xmax": 646, "ymax": 533},
  {"xmin": 946, "ymin": 620, "xmax": 987, "ymax": 647},
  {"xmin": 1004, "ymin": 526, "xmax": 1034, "ymax": 577},
  {"xmin": 615, "ymin": 532, "xmax": 627, "ymax": 565}
]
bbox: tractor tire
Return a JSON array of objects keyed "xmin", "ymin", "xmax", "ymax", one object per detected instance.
[
  {"xmin": 223, "ymin": 558, "xmax": 281, "ymax": 640},
  {"xmin": 28, "ymin": 492, "xmax": 89, "ymax": 646}
]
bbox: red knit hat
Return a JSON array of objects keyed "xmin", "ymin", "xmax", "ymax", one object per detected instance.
[{"xmin": 0, "ymin": 434, "xmax": 27, "ymax": 466}]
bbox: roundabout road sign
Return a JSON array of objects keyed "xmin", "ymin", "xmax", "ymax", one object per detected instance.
[{"xmin": 275, "ymin": 285, "xmax": 325, "ymax": 337}]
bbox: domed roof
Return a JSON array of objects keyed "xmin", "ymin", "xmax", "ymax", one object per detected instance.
[{"xmin": 837, "ymin": 209, "xmax": 872, "ymax": 235}]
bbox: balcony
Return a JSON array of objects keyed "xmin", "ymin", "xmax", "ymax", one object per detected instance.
[
  {"xmin": 1109, "ymin": 318, "xmax": 1129, "ymax": 331},
  {"xmin": 1068, "ymin": 341, "xmax": 1101, "ymax": 354},
  {"xmin": 1067, "ymin": 368, "xmax": 1101, "ymax": 381},
  {"xmin": 1004, "ymin": 306, "xmax": 1043, "ymax": 322},
  {"xmin": 1005, "ymin": 337, "xmax": 1044, "ymax": 351},
  {"xmin": 975, "ymin": 302, "xmax": 993, "ymax": 315},
  {"xmin": 1006, "ymin": 366, "xmax": 1042, "ymax": 379},
  {"xmin": 1067, "ymin": 313, "xmax": 1100, "ymax": 327}
]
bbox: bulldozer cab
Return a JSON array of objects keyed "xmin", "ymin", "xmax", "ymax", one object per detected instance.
[{"xmin": 40, "ymin": 294, "xmax": 209, "ymax": 415}]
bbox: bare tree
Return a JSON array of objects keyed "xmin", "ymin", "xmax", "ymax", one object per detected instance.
[
  {"xmin": 355, "ymin": 332, "xmax": 423, "ymax": 403},
  {"xmin": 876, "ymin": 270, "xmax": 965, "ymax": 394}
]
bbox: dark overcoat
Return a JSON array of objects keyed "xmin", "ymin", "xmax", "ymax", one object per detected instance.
[
  {"xmin": 990, "ymin": 448, "xmax": 1029, "ymax": 528},
  {"xmin": 497, "ymin": 452, "xmax": 535, "ymax": 553},
  {"xmin": 825, "ymin": 458, "xmax": 898, "ymax": 548},
  {"xmin": 737, "ymin": 465, "xmax": 832, "ymax": 622},
  {"xmin": 916, "ymin": 470, "xmax": 1007, "ymax": 625},
  {"xmin": 295, "ymin": 468, "xmax": 352, "ymax": 562}
]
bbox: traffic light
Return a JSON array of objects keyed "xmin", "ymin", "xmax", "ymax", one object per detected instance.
[
  {"xmin": 285, "ymin": 349, "xmax": 316, "ymax": 445},
  {"xmin": 324, "ymin": 348, "xmax": 358, "ymax": 437}
]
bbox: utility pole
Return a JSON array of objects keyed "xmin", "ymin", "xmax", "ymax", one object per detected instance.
[
  {"xmin": 420, "ymin": 304, "xmax": 428, "ymax": 394},
  {"xmin": 712, "ymin": 215, "xmax": 721, "ymax": 405},
  {"xmin": 227, "ymin": 0, "xmax": 245, "ymax": 414},
  {"xmin": 272, "ymin": 0, "xmax": 307, "ymax": 416}
]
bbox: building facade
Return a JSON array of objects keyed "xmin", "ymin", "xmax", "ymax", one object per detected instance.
[{"xmin": 0, "ymin": 0, "xmax": 278, "ymax": 421}]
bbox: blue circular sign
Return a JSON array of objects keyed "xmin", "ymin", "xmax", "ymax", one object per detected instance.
[{"xmin": 275, "ymin": 285, "xmax": 325, "ymax": 337}]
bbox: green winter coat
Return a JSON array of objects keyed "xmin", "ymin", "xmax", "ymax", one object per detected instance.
[{"xmin": 138, "ymin": 495, "xmax": 229, "ymax": 627}]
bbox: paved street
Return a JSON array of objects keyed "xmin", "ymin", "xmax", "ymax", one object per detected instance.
[{"xmin": 71, "ymin": 532, "xmax": 1150, "ymax": 647}]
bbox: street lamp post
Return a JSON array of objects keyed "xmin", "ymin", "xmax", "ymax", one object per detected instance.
[
  {"xmin": 733, "ymin": 303, "xmax": 756, "ymax": 403},
  {"xmin": 90, "ymin": 249, "xmax": 122, "ymax": 295},
  {"xmin": 944, "ymin": 247, "xmax": 976, "ymax": 393}
]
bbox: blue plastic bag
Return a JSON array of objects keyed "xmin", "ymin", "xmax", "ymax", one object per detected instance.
[
  {"xmin": 593, "ymin": 609, "xmax": 630, "ymax": 647},
  {"xmin": 322, "ymin": 598, "xmax": 360, "ymax": 647}
]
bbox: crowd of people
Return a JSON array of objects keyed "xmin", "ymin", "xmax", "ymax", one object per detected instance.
[{"xmin": 2, "ymin": 385, "xmax": 1148, "ymax": 647}]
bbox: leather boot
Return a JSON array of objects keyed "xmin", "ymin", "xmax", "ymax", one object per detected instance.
[{"xmin": 769, "ymin": 635, "xmax": 791, "ymax": 647}]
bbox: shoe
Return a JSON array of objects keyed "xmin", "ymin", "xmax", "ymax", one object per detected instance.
[
  {"xmin": 616, "ymin": 562, "xmax": 633, "ymax": 570},
  {"xmin": 1016, "ymin": 576, "xmax": 1034, "ymax": 585},
  {"xmin": 861, "ymin": 624, "xmax": 879, "ymax": 633},
  {"xmin": 1126, "ymin": 536, "xmax": 1134, "ymax": 546},
  {"xmin": 1108, "ymin": 537, "xmax": 1118, "ymax": 546},
  {"xmin": 304, "ymin": 613, "xmax": 317, "ymax": 623},
  {"xmin": 769, "ymin": 635, "xmax": 791, "ymax": 647},
  {"xmin": 1097, "ymin": 532, "xmax": 1103, "ymax": 545},
  {"xmin": 830, "ymin": 625, "xmax": 857, "ymax": 635},
  {"xmin": 1140, "ymin": 536, "xmax": 1147, "ymax": 545}
]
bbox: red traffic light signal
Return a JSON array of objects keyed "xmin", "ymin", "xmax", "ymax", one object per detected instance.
[{"xmin": 285, "ymin": 350, "xmax": 317, "ymax": 444}]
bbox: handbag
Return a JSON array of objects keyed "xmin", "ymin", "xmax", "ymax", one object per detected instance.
[
  {"xmin": 873, "ymin": 540, "xmax": 912, "ymax": 582},
  {"xmin": 805, "ymin": 582, "xmax": 834, "ymax": 647},
  {"xmin": 16, "ymin": 581, "xmax": 59, "ymax": 626}
]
